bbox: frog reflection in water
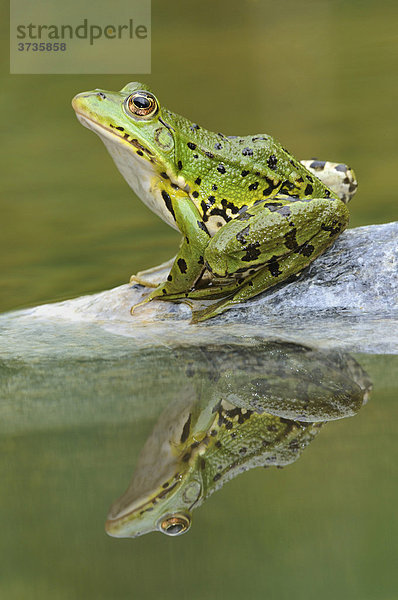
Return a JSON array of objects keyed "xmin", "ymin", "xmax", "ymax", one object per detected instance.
[
  {"xmin": 72, "ymin": 83, "xmax": 357, "ymax": 322},
  {"xmin": 105, "ymin": 343, "xmax": 371, "ymax": 538}
]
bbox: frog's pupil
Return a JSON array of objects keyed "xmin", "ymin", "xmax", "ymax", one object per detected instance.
[
  {"xmin": 165, "ymin": 523, "xmax": 184, "ymax": 535},
  {"xmin": 134, "ymin": 96, "xmax": 151, "ymax": 109}
]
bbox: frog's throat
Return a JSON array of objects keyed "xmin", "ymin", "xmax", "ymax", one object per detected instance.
[
  {"xmin": 74, "ymin": 111, "xmax": 156, "ymax": 161},
  {"xmin": 74, "ymin": 111, "xmax": 186, "ymax": 230}
]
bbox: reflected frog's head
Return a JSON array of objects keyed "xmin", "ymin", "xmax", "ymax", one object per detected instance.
[
  {"xmin": 105, "ymin": 467, "xmax": 202, "ymax": 538},
  {"xmin": 105, "ymin": 474, "xmax": 202, "ymax": 538},
  {"xmin": 105, "ymin": 399, "xmax": 208, "ymax": 538}
]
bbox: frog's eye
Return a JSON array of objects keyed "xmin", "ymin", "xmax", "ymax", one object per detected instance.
[
  {"xmin": 159, "ymin": 513, "xmax": 191, "ymax": 536},
  {"xmin": 126, "ymin": 91, "xmax": 158, "ymax": 119}
]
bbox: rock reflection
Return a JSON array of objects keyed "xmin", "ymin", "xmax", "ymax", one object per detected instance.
[{"xmin": 105, "ymin": 341, "xmax": 371, "ymax": 538}]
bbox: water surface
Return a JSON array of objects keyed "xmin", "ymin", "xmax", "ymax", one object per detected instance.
[{"xmin": 0, "ymin": 337, "xmax": 397, "ymax": 599}]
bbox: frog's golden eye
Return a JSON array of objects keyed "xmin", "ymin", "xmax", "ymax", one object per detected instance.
[
  {"xmin": 159, "ymin": 513, "xmax": 191, "ymax": 536},
  {"xmin": 126, "ymin": 91, "xmax": 158, "ymax": 119}
]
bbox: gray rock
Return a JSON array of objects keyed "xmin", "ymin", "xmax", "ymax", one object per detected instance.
[{"xmin": 0, "ymin": 222, "xmax": 397, "ymax": 356}]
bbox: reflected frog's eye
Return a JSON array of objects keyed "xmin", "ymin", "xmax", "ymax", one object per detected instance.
[
  {"xmin": 126, "ymin": 91, "xmax": 158, "ymax": 119},
  {"xmin": 159, "ymin": 513, "xmax": 191, "ymax": 536}
]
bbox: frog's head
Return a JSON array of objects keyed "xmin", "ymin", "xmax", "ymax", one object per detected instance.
[
  {"xmin": 72, "ymin": 82, "xmax": 187, "ymax": 228},
  {"xmin": 72, "ymin": 82, "xmax": 175, "ymax": 167}
]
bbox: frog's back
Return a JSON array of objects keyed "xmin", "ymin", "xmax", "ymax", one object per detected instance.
[{"xmin": 163, "ymin": 108, "xmax": 329, "ymax": 203}]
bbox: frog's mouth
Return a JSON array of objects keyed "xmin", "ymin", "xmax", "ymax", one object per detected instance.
[{"xmin": 73, "ymin": 107, "xmax": 157, "ymax": 164}]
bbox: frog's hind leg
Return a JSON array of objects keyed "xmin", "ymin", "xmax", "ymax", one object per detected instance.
[
  {"xmin": 300, "ymin": 159, "xmax": 357, "ymax": 204},
  {"xmin": 191, "ymin": 250, "xmax": 308, "ymax": 323},
  {"xmin": 130, "ymin": 256, "xmax": 176, "ymax": 288},
  {"xmin": 191, "ymin": 194, "xmax": 349, "ymax": 323},
  {"xmin": 191, "ymin": 228, "xmax": 334, "ymax": 323}
]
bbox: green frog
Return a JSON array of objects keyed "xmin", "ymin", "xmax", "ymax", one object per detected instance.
[
  {"xmin": 72, "ymin": 83, "xmax": 357, "ymax": 322},
  {"xmin": 104, "ymin": 342, "xmax": 370, "ymax": 538}
]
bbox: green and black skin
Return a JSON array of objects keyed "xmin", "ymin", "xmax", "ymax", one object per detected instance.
[
  {"xmin": 151, "ymin": 114, "xmax": 350, "ymax": 320},
  {"xmin": 73, "ymin": 83, "xmax": 355, "ymax": 322}
]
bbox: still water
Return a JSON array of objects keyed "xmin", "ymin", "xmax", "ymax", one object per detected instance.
[
  {"xmin": 0, "ymin": 337, "xmax": 397, "ymax": 599},
  {"xmin": 1, "ymin": 0, "xmax": 397, "ymax": 598}
]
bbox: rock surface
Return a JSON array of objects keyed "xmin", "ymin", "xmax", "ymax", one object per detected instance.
[{"xmin": 0, "ymin": 222, "xmax": 397, "ymax": 356}]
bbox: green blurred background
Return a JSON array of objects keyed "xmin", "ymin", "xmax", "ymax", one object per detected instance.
[{"xmin": 1, "ymin": 0, "xmax": 397, "ymax": 313}]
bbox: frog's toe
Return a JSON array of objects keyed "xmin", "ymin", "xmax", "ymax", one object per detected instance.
[
  {"xmin": 129, "ymin": 274, "xmax": 158, "ymax": 288},
  {"xmin": 130, "ymin": 257, "xmax": 177, "ymax": 288},
  {"xmin": 130, "ymin": 297, "xmax": 150, "ymax": 315},
  {"xmin": 190, "ymin": 309, "xmax": 209, "ymax": 324},
  {"xmin": 190, "ymin": 296, "xmax": 236, "ymax": 323},
  {"xmin": 130, "ymin": 282, "xmax": 188, "ymax": 316},
  {"xmin": 130, "ymin": 287, "xmax": 162, "ymax": 314}
]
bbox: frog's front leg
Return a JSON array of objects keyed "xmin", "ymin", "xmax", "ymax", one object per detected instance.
[
  {"xmin": 191, "ymin": 194, "xmax": 349, "ymax": 322},
  {"xmin": 130, "ymin": 192, "xmax": 211, "ymax": 314}
]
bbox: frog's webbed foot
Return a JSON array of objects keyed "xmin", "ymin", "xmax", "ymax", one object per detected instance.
[
  {"xmin": 130, "ymin": 287, "xmax": 194, "ymax": 316},
  {"xmin": 190, "ymin": 250, "xmax": 310, "ymax": 323},
  {"xmin": 191, "ymin": 296, "xmax": 234, "ymax": 323},
  {"xmin": 130, "ymin": 256, "xmax": 177, "ymax": 288}
]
